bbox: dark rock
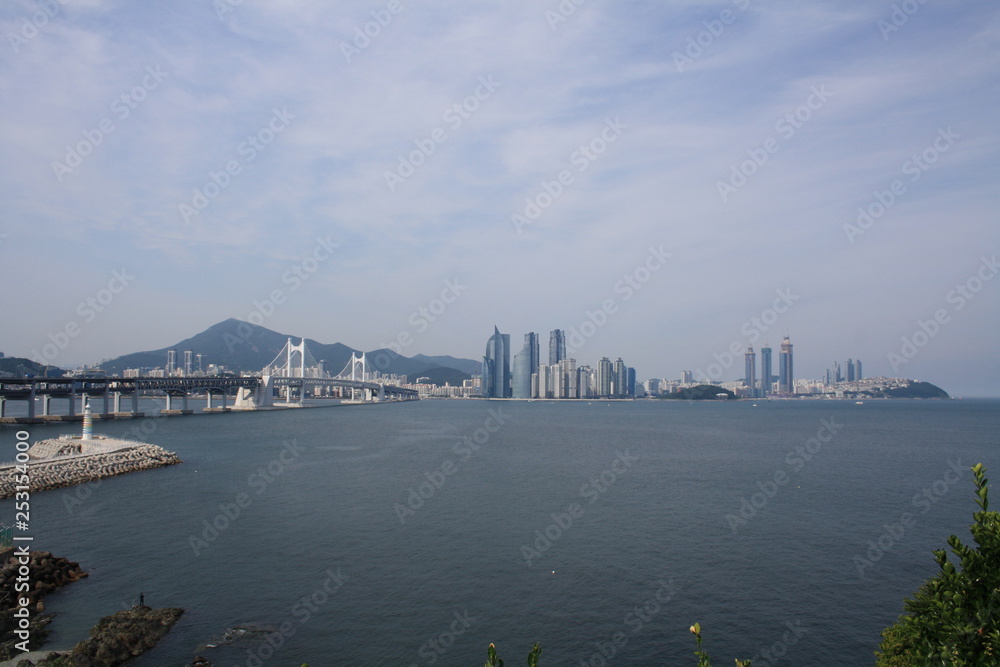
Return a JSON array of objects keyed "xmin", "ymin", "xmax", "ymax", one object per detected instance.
[{"xmin": 70, "ymin": 606, "xmax": 184, "ymax": 667}]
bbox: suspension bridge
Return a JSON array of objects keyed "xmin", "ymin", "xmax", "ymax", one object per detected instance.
[{"xmin": 0, "ymin": 338, "xmax": 417, "ymax": 423}]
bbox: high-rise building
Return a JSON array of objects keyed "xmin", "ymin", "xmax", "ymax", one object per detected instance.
[
  {"xmin": 184, "ymin": 350, "xmax": 193, "ymax": 377},
  {"xmin": 613, "ymin": 358, "xmax": 627, "ymax": 398},
  {"xmin": 482, "ymin": 326, "xmax": 511, "ymax": 398},
  {"xmin": 512, "ymin": 332, "xmax": 540, "ymax": 399},
  {"xmin": 597, "ymin": 357, "xmax": 613, "ymax": 398},
  {"xmin": 744, "ymin": 346, "xmax": 757, "ymax": 398},
  {"xmin": 166, "ymin": 349, "xmax": 177, "ymax": 376},
  {"xmin": 626, "ymin": 367, "xmax": 636, "ymax": 398},
  {"xmin": 549, "ymin": 330, "xmax": 566, "ymax": 366},
  {"xmin": 559, "ymin": 358, "xmax": 578, "ymax": 398},
  {"xmin": 846, "ymin": 358, "xmax": 855, "ymax": 382},
  {"xmin": 681, "ymin": 370, "xmax": 693, "ymax": 385},
  {"xmin": 835, "ymin": 361, "xmax": 843, "ymax": 383},
  {"xmin": 759, "ymin": 346, "xmax": 772, "ymax": 397},
  {"xmin": 779, "ymin": 336, "xmax": 794, "ymax": 394},
  {"xmin": 578, "ymin": 365, "xmax": 594, "ymax": 398},
  {"xmin": 855, "ymin": 359, "xmax": 863, "ymax": 381}
]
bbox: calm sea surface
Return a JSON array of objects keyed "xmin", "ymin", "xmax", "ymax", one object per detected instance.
[{"xmin": 3, "ymin": 398, "xmax": 997, "ymax": 666}]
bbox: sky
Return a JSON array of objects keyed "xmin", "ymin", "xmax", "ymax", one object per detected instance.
[{"xmin": 1, "ymin": 0, "xmax": 998, "ymax": 396}]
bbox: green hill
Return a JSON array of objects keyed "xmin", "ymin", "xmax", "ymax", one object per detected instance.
[{"xmin": 0, "ymin": 358, "xmax": 63, "ymax": 378}]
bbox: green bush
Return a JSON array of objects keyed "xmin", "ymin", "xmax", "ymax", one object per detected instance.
[{"xmin": 876, "ymin": 463, "xmax": 1000, "ymax": 665}]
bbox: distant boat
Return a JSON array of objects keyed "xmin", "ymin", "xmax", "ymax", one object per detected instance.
[{"xmin": 855, "ymin": 401, "xmax": 864, "ymax": 405}]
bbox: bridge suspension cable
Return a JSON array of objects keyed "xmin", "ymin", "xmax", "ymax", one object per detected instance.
[{"xmin": 263, "ymin": 338, "xmax": 327, "ymax": 378}]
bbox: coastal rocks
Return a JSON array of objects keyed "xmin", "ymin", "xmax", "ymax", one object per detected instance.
[
  {"xmin": 0, "ymin": 552, "xmax": 87, "ymax": 659},
  {"xmin": 19, "ymin": 607, "xmax": 184, "ymax": 667},
  {"xmin": 0, "ymin": 439, "xmax": 181, "ymax": 499},
  {"xmin": 68, "ymin": 606, "xmax": 184, "ymax": 666}
]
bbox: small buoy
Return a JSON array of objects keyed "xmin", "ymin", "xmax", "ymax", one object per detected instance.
[{"xmin": 551, "ymin": 571, "xmax": 556, "ymax": 575}]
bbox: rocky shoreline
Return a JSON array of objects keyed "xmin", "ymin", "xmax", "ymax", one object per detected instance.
[
  {"xmin": 0, "ymin": 552, "xmax": 88, "ymax": 660},
  {"xmin": 23, "ymin": 606, "xmax": 184, "ymax": 667},
  {"xmin": 0, "ymin": 438, "xmax": 181, "ymax": 499}
]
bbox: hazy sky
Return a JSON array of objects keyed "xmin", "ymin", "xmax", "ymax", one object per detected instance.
[{"xmin": 1, "ymin": 1, "xmax": 998, "ymax": 396}]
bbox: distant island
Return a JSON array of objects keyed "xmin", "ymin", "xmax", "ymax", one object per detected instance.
[{"xmin": 852, "ymin": 381, "xmax": 950, "ymax": 399}]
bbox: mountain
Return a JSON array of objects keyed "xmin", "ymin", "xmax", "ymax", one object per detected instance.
[
  {"xmin": 97, "ymin": 319, "xmax": 475, "ymax": 385},
  {"xmin": 411, "ymin": 354, "xmax": 481, "ymax": 376}
]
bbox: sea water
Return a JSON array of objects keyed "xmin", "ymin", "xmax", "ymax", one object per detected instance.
[{"xmin": 4, "ymin": 398, "xmax": 997, "ymax": 665}]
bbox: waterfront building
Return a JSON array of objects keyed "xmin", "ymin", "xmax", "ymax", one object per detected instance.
[
  {"xmin": 745, "ymin": 346, "xmax": 757, "ymax": 398},
  {"xmin": 549, "ymin": 330, "xmax": 566, "ymax": 366},
  {"xmin": 681, "ymin": 370, "xmax": 693, "ymax": 385},
  {"xmin": 613, "ymin": 358, "xmax": 626, "ymax": 398},
  {"xmin": 597, "ymin": 357, "xmax": 613, "ymax": 397},
  {"xmin": 779, "ymin": 336, "xmax": 794, "ymax": 394},
  {"xmin": 482, "ymin": 326, "xmax": 511, "ymax": 398},
  {"xmin": 512, "ymin": 332, "xmax": 540, "ymax": 399},
  {"xmin": 760, "ymin": 346, "xmax": 772, "ymax": 397}
]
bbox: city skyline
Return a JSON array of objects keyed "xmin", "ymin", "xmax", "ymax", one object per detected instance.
[{"xmin": 1, "ymin": 2, "xmax": 997, "ymax": 396}]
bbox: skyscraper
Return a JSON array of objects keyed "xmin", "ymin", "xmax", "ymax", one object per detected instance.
[
  {"xmin": 613, "ymin": 358, "xmax": 626, "ymax": 398},
  {"xmin": 482, "ymin": 326, "xmax": 511, "ymax": 398},
  {"xmin": 855, "ymin": 359, "xmax": 863, "ymax": 381},
  {"xmin": 597, "ymin": 357, "xmax": 613, "ymax": 398},
  {"xmin": 759, "ymin": 346, "xmax": 772, "ymax": 397},
  {"xmin": 512, "ymin": 332, "xmax": 540, "ymax": 399},
  {"xmin": 744, "ymin": 346, "xmax": 757, "ymax": 398},
  {"xmin": 779, "ymin": 336, "xmax": 794, "ymax": 395},
  {"xmin": 846, "ymin": 358, "xmax": 855, "ymax": 382},
  {"xmin": 549, "ymin": 329, "xmax": 566, "ymax": 366}
]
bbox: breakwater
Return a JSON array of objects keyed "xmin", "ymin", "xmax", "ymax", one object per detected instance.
[{"xmin": 0, "ymin": 437, "xmax": 181, "ymax": 499}]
